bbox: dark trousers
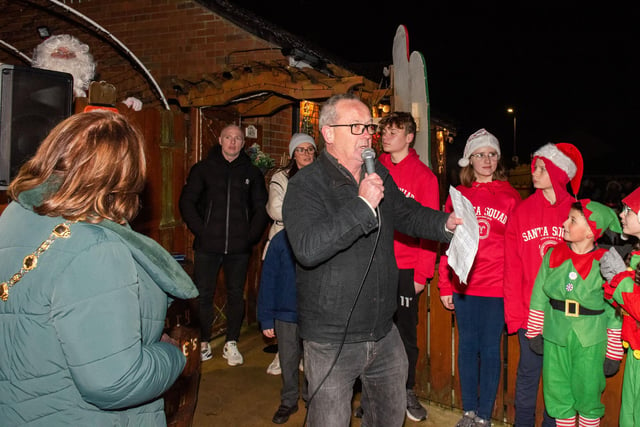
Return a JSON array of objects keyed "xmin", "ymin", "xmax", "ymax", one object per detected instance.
[
  {"xmin": 194, "ymin": 251, "xmax": 249, "ymax": 342},
  {"xmin": 453, "ymin": 293, "xmax": 504, "ymax": 420},
  {"xmin": 394, "ymin": 268, "xmax": 421, "ymax": 390},
  {"xmin": 275, "ymin": 319, "xmax": 307, "ymax": 407},
  {"xmin": 515, "ymin": 328, "xmax": 555, "ymax": 427}
]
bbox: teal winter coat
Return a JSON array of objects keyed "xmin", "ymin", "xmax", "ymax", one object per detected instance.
[{"xmin": 0, "ymin": 187, "xmax": 198, "ymax": 426}]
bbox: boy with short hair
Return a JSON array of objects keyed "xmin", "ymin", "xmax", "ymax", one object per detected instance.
[{"xmin": 378, "ymin": 111, "xmax": 439, "ymax": 421}]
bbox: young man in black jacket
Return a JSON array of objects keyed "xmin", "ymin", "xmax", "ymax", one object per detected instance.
[
  {"xmin": 283, "ymin": 94, "xmax": 461, "ymax": 426},
  {"xmin": 180, "ymin": 124, "xmax": 268, "ymax": 366}
]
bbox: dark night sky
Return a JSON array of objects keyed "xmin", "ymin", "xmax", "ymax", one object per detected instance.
[{"xmin": 233, "ymin": 1, "xmax": 639, "ymax": 175}]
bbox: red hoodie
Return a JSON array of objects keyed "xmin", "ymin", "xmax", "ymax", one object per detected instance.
[
  {"xmin": 439, "ymin": 180, "xmax": 521, "ymax": 298},
  {"xmin": 503, "ymin": 190, "xmax": 574, "ymax": 333},
  {"xmin": 379, "ymin": 148, "xmax": 439, "ymax": 284}
]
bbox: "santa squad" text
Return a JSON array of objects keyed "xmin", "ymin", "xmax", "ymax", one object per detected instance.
[{"xmin": 521, "ymin": 226, "xmax": 564, "ymax": 242}]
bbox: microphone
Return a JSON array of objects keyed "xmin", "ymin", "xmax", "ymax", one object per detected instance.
[{"xmin": 361, "ymin": 148, "xmax": 376, "ymax": 175}]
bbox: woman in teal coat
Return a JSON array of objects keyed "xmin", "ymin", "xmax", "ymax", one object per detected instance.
[{"xmin": 0, "ymin": 111, "xmax": 198, "ymax": 426}]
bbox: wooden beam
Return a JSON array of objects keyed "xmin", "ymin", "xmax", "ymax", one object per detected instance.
[{"xmin": 176, "ymin": 69, "xmax": 376, "ymax": 110}]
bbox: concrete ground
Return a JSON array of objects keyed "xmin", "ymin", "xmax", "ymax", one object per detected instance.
[{"xmin": 191, "ymin": 326, "xmax": 483, "ymax": 427}]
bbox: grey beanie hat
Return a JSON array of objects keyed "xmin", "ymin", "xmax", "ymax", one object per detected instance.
[{"xmin": 289, "ymin": 133, "xmax": 316, "ymax": 157}]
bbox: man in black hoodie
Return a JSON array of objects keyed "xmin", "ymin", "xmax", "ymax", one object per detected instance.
[{"xmin": 180, "ymin": 124, "xmax": 268, "ymax": 366}]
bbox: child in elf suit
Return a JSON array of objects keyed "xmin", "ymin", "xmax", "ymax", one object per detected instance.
[
  {"xmin": 525, "ymin": 199, "xmax": 623, "ymax": 427},
  {"xmin": 600, "ymin": 186, "xmax": 640, "ymax": 427}
]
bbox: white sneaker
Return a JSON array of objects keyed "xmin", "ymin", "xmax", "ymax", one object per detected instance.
[
  {"xmin": 222, "ymin": 340, "xmax": 243, "ymax": 366},
  {"xmin": 200, "ymin": 341, "xmax": 212, "ymax": 362},
  {"xmin": 298, "ymin": 358, "xmax": 304, "ymax": 372},
  {"xmin": 267, "ymin": 353, "xmax": 281, "ymax": 375}
]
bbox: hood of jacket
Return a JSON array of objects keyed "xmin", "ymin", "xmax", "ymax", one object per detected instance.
[{"xmin": 17, "ymin": 179, "xmax": 198, "ymax": 300}]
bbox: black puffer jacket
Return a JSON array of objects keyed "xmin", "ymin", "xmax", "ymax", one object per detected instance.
[{"xmin": 179, "ymin": 145, "xmax": 268, "ymax": 254}]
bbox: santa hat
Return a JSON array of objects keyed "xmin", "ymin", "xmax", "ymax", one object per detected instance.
[
  {"xmin": 579, "ymin": 199, "xmax": 622, "ymax": 241},
  {"xmin": 458, "ymin": 128, "xmax": 500, "ymax": 167},
  {"xmin": 289, "ymin": 133, "xmax": 316, "ymax": 157},
  {"xmin": 533, "ymin": 142, "xmax": 583, "ymax": 200}
]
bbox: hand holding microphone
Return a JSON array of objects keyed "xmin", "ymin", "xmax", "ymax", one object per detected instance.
[{"xmin": 359, "ymin": 148, "xmax": 384, "ymax": 209}]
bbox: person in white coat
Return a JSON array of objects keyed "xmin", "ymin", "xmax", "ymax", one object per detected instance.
[{"xmin": 264, "ymin": 132, "xmax": 316, "ymax": 375}]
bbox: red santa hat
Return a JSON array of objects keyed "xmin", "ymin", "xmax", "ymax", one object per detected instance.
[
  {"xmin": 578, "ymin": 199, "xmax": 622, "ymax": 241},
  {"xmin": 532, "ymin": 142, "xmax": 583, "ymax": 201}
]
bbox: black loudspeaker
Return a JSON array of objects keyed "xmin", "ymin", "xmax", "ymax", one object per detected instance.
[{"xmin": 0, "ymin": 64, "xmax": 73, "ymax": 189}]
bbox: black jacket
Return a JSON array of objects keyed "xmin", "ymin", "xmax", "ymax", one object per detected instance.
[
  {"xmin": 283, "ymin": 152, "xmax": 452, "ymax": 343},
  {"xmin": 179, "ymin": 145, "xmax": 269, "ymax": 254}
]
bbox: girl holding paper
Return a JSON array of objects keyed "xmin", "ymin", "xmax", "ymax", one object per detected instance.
[{"xmin": 438, "ymin": 129, "xmax": 521, "ymax": 427}]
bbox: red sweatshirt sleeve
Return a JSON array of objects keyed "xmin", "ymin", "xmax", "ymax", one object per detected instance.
[
  {"xmin": 437, "ymin": 195, "xmax": 454, "ymax": 296},
  {"xmin": 504, "ymin": 210, "xmax": 526, "ymax": 334}
]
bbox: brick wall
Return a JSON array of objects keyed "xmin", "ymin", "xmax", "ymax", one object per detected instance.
[{"xmin": 69, "ymin": 0, "xmax": 296, "ymax": 157}]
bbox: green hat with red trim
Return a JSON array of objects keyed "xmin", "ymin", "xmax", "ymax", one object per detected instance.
[{"xmin": 578, "ymin": 199, "xmax": 622, "ymax": 240}]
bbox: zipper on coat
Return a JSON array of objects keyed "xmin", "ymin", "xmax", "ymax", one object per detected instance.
[
  {"xmin": 204, "ymin": 200, "xmax": 213, "ymax": 225},
  {"xmin": 224, "ymin": 175, "xmax": 231, "ymax": 254}
]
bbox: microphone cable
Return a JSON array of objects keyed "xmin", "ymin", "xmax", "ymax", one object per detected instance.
[{"xmin": 301, "ymin": 205, "xmax": 381, "ymax": 426}]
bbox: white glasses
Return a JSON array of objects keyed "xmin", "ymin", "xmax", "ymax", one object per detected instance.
[{"xmin": 470, "ymin": 152, "xmax": 499, "ymax": 161}]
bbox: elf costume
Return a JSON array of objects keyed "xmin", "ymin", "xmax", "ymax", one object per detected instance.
[
  {"xmin": 602, "ymin": 187, "xmax": 640, "ymax": 427},
  {"xmin": 526, "ymin": 200, "xmax": 623, "ymax": 426}
]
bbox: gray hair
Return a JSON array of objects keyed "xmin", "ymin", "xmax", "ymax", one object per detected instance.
[{"xmin": 319, "ymin": 93, "xmax": 361, "ymax": 128}]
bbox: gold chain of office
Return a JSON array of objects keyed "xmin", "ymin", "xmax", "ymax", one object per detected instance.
[{"xmin": 0, "ymin": 221, "xmax": 73, "ymax": 302}]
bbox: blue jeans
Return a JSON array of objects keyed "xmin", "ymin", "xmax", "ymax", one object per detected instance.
[
  {"xmin": 303, "ymin": 324, "xmax": 408, "ymax": 427},
  {"xmin": 515, "ymin": 328, "xmax": 555, "ymax": 427},
  {"xmin": 453, "ymin": 293, "xmax": 504, "ymax": 420},
  {"xmin": 193, "ymin": 251, "xmax": 249, "ymax": 342}
]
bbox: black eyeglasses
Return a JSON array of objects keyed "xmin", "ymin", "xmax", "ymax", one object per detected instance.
[
  {"xmin": 328, "ymin": 123, "xmax": 377, "ymax": 135},
  {"xmin": 294, "ymin": 146, "xmax": 316, "ymax": 154}
]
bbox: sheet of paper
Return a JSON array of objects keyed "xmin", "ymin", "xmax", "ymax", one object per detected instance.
[{"xmin": 445, "ymin": 186, "xmax": 479, "ymax": 284}]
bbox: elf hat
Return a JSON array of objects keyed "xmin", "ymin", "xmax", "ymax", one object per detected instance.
[
  {"xmin": 622, "ymin": 187, "xmax": 640, "ymax": 218},
  {"xmin": 458, "ymin": 128, "xmax": 500, "ymax": 167},
  {"xmin": 622, "ymin": 187, "xmax": 640, "ymax": 231},
  {"xmin": 579, "ymin": 199, "xmax": 622, "ymax": 240},
  {"xmin": 533, "ymin": 142, "xmax": 583, "ymax": 199},
  {"xmin": 289, "ymin": 133, "xmax": 316, "ymax": 157}
]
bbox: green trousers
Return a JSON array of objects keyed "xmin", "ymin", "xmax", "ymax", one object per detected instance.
[
  {"xmin": 620, "ymin": 352, "xmax": 640, "ymax": 427},
  {"xmin": 543, "ymin": 330, "xmax": 606, "ymax": 420}
]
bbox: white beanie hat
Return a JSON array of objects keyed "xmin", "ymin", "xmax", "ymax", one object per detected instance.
[
  {"xmin": 458, "ymin": 128, "xmax": 500, "ymax": 167},
  {"xmin": 289, "ymin": 133, "xmax": 316, "ymax": 157}
]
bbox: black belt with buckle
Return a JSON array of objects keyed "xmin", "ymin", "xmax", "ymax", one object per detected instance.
[{"xmin": 549, "ymin": 299, "xmax": 604, "ymax": 317}]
